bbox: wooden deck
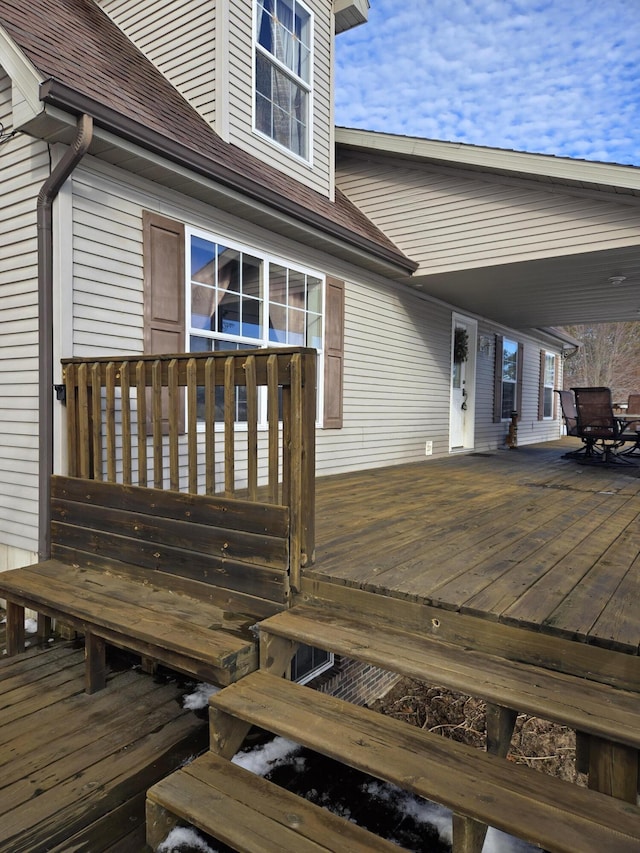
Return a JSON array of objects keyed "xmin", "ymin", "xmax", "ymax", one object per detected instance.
[
  {"xmin": 0, "ymin": 640, "xmax": 206, "ymax": 852},
  {"xmin": 305, "ymin": 439, "xmax": 640, "ymax": 689}
]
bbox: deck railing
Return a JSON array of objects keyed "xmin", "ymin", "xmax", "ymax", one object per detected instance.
[{"xmin": 60, "ymin": 347, "xmax": 317, "ymax": 578}]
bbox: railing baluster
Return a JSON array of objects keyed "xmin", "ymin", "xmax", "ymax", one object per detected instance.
[
  {"xmin": 205, "ymin": 357, "xmax": 216, "ymax": 495},
  {"xmin": 77, "ymin": 362, "xmax": 90, "ymax": 479},
  {"xmin": 136, "ymin": 360, "xmax": 147, "ymax": 487},
  {"xmin": 120, "ymin": 362, "xmax": 132, "ymax": 485},
  {"xmin": 245, "ymin": 354, "xmax": 258, "ymax": 501},
  {"xmin": 91, "ymin": 363, "xmax": 103, "ymax": 481},
  {"xmin": 224, "ymin": 355, "xmax": 235, "ymax": 497},
  {"xmin": 64, "ymin": 364, "xmax": 78, "ymax": 478},
  {"xmin": 105, "ymin": 362, "xmax": 116, "ymax": 483},
  {"xmin": 187, "ymin": 358, "xmax": 198, "ymax": 494},
  {"xmin": 289, "ymin": 353, "xmax": 302, "ymax": 590},
  {"xmin": 168, "ymin": 358, "xmax": 179, "ymax": 491},
  {"xmin": 152, "ymin": 360, "xmax": 163, "ymax": 489},
  {"xmin": 267, "ymin": 354, "xmax": 279, "ymax": 503}
]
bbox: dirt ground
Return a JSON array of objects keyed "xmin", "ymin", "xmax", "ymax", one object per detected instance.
[{"xmin": 372, "ymin": 677, "xmax": 587, "ymax": 785}]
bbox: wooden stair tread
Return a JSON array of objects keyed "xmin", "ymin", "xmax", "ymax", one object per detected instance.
[
  {"xmin": 147, "ymin": 751, "xmax": 406, "ymax": 852},
  {"xmin": 210, "ymin": 671, "xmax": 640, "ymax": 853},
  {"xmin": 259, "ymin": 605, "xmax": 640, "ymax": 748}
]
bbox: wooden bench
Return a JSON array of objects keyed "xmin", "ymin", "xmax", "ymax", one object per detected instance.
[
  {"xmin": 0, "ymin": 475, "xmax": 291, "ymax": 692},
  {"xmin": 147, "ymin": 670, "xmax": 640, "ymax": 853}
]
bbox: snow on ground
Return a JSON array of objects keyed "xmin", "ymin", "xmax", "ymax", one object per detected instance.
[{"xmin": 182, "ymin": 682, "xmax": 220, "ymax": 710}]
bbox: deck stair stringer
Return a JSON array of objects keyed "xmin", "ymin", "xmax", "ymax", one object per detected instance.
[{"xmin": 147, "ymin": 603, "xmax": 640, "ymax": 853}]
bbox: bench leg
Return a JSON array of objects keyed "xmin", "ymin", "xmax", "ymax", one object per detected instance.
[
  {"xmin": 588, "ymin": 736, "xmax": 638, "ymax": 803},
  {"xmin": 37, "ymin": 614, "xmax": 53, "ymax": 645},
  {"xmin": 452, "ymin": 704, "xmax": 518, "ymax": 853},
  {"xmin": 6, "ymin": 601, "xmax": 25, "ymax": 656},
  {"xmin": 85, "ymin": 632, "xmax": 107, "ymax": 694},
  {"xmin": 209, "ymin": 706, "xmax": 253, "ymax": 759}
]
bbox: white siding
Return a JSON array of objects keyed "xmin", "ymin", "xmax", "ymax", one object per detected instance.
[
  {"xmin": 98, "ymin": 0, "xmax": 217, "ymax": 125},
  {"xmin": 67, "ymin": 161, "xmax": 563, "ymax": 496},
  {"xmin": 336, "ymin": 154, "xmax": 640, "ymax": 273},
  {"xmin": 226, "ymin": 0, "xmax": 333, "ymax": 197},
  {"xmin": 0, "ymin": 69, "xmax": 49, "ymax": 557},
  {"xmin": 98, "ymin": 0, "xmax": 333, "ymax": 197}
]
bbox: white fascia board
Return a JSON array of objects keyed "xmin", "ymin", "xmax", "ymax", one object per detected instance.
[
  {"xmin": 336, "ymin": 127, "xmax": 640, "ymax": 194},
  {"xmin": 0, "ymin": 25, "xmax": 44, "ymax": 125}
]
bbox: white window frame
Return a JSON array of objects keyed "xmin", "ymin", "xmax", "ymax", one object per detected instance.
[
  {"xmin": 253, "ymin": 0, "xmax": 314, "ymax": 163},
  {"xmin": 542, "ymin": 352, "xmax": 556, "ymax": 419},
  {"xmin": 186, "ymin": 226, "xmax": 325, "ymax": 427},
  {"xmin": 291, "ymin": 645, "xmax": 334, "ymax": 685},
  {"xmin": 500, "ymin": 338, "xmax": 519, "ymax": 421}
]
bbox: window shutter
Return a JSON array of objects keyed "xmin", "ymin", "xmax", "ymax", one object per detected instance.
[
  {"xmin": 323, "ymin": 276, "xmax": 345, "ymax": 429},
  {"xmin": 538, "ymin": 350, "xmax": 546, "ymax": 420},
  {"xmin": 143, "ymin": 211, "xmax": 185, "ymax": 433},
  {"xmin": 493, "ymin": 334, "xmax": 503, "ymax": 423},
  {"xmin": 516, "ymin": 342, "xmax": 524, "ymax": 420}
]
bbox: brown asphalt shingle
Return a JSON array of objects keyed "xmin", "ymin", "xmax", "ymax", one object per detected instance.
[{"xmin": 0, "ymin": 0, "xmax": 414, "ymax": 270}]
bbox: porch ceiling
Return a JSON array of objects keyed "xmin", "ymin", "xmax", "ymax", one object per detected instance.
[{"xmin": 409, "ymin": 244, "xmax": 640, "ymax": 330}]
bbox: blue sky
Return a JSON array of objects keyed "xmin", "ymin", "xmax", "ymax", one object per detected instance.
[{"xmin": 335, "ymin": 0, "xmax": 640, "ymax": 166}]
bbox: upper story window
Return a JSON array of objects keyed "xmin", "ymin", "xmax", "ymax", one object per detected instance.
[{"xmin": 255, "ymin": 0, "xmax": 312, "ymax": 159}]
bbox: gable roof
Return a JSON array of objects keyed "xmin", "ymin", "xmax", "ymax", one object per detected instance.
[{"xmin": 0, "ymin": 0, "xmax": 416, "ymax": 275}]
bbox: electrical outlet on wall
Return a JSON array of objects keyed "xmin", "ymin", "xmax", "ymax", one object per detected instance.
[{"xmin": 425, "ymin": 440, "xmax": 433, "ymax": 456}]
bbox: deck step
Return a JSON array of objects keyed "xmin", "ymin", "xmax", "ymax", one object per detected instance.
[
  {"xmin": 259, "ymin": 605, "xmax": 640, "ymax": 749},
  {"xmin": 146, "ymin": 751, "xmax": 407, "ymax": 852},
  {"xmin": 206, "ymin": 670, "xmax": 640, "ymax": 853}
]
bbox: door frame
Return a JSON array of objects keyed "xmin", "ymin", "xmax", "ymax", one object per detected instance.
[{"xmin": 449, "ymin": 313, "xmax": 477, "ymax": 452}]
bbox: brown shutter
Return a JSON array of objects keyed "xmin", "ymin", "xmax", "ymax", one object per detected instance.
[
  {"xmin": 516, "ymin": 342, "xmax": 524, "ymax": 420},
  {"xmin": 143, "ymin": 211, "xmax": 185, "ymax": 433},
  {"xmin": 323, "ymin": 276, "xmax": 345, "ymax": 429},
  {"xmin": 538, "ymin": 350, "xmax": 546, "ymax": 420},
  {"xmin": 493, "ymin": 334, "xmax": 503, "ymax": 423}
]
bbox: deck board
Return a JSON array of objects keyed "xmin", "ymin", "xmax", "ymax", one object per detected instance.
[
  {"xmin": 0, "ymin": 641, "xmax": 205, "ymax": 853},
  {"xmin": 309, "ymin": 441, "xmax": 640, "ymax": 658}
]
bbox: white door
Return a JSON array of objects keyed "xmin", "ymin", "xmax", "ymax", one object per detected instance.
[{"xmin": 450, "ymin": 316, "xmax": 477, "ymax": 450}]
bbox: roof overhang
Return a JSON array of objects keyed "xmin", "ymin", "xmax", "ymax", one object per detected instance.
[
  {"xmin": 337, "ymin": 128, "xmax": 640, "ymax": 328},
  {"xmin": 17, "ymin": 80, "xmax": 415, "ymax": 279}
]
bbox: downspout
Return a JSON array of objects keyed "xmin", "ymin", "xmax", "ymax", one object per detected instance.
[{"xmin": 37, "ymin": 113, "xmax": 93, "ymax": 560}]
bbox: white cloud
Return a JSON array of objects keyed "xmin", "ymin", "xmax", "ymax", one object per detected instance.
[{"xmin": 335, "ymin": 0, "xmax": 640, "ymax": 165}]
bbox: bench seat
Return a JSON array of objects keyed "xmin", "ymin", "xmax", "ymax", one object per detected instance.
[{"xmin": 0, "ymin": 559, "xmax": 259, "ymax": 691}]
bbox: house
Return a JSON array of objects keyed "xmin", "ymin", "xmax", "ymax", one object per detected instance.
[{"xmin": 2, "ymin": 0, "xmax": 637, "ymax": 580}]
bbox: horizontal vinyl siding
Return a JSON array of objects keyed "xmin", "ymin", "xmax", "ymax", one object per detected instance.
[
  {"xmin": 72, "ymin": 175, "xmax": 144, "ymax": 356},
  {"xmin": 98, "ymin": 0, "xmax": 217, "ymax": 124},
  {"xmin": 336, "ymin": 155, "xmax": 640, "ymax": 273},
  {"xmin": 316, "ymin": 281, "xmax": 453, "ymax": 473},
  {"xmin": 226, "ymin": 0, "xmax": 332, "ymax": 197},
  {"xmin": 0, "ymin": 69, "xmax": 48, "ymax": 555}
]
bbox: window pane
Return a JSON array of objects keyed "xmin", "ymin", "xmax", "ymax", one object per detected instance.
[
  {"xmin": 544, "ymin": 353, "xmax": 555, "ymax": 386},
  {"xmin": 543, "ymin": 387, "xmax": 553, "ymax": 418},
  {"xmin": 242, "ymin": 255, "xmax": 262, "ymax": 299},
  {"xmin": 269, "ymin": 302, "xmax": 287, "ymax": 343},
  {"xmin": 306, "ymin": 313, "xmax": 322, "ymax": 350},
  {"xmin": 288, "ymin": 269, "xmax": 305, "ymax": 308},
  {"xmin": 288, "ymin": 306, "xmax": 305, "ymax": 345},
  {"xmin": 241, "ymin": 296, "xmax": 262, "ymax": 339},
  {"xmin": 216, "ymin": 290, "xmax": 241, "ymax": 337},
  {"xmin": 502, "ymin": 381, "xmax": 516, "ymax": 419},
  {"xmin": 502, "ymin": 339, "xmax": 518, "ymax": 383},
  {"xmin": 191, "ymin": 284, "xmax": 216, "ymax": 330},
  {"xmin": 270, "ymin": 265, "xmax": 288, "ymax": 305}
]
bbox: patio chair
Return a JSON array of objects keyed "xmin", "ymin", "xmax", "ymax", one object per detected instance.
[
  {"xmin": 572, "ymin": 386, "xmax": 634, "ymax": 464},
  {"xmin": 555, "ymin": 389, "xmax": 595, "ymax": 458},
  {"xmin": 620, "ymin": 393, "xmax": 640, "ymax": 456}
]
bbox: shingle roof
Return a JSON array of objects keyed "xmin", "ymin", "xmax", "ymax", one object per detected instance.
[{"xmin": 0, "ymin": 0, "xmax": 415, "ymax": 272}]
